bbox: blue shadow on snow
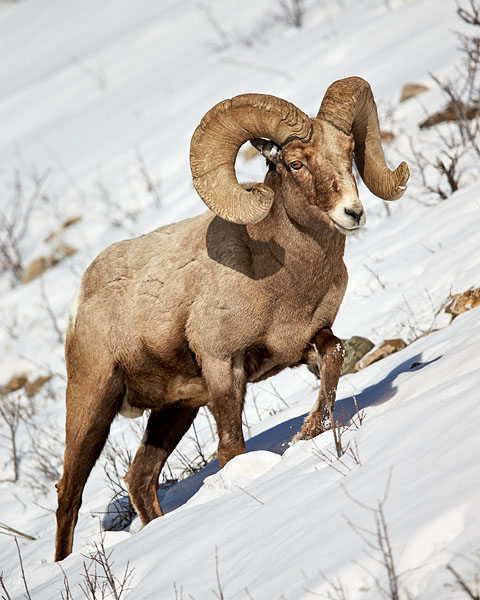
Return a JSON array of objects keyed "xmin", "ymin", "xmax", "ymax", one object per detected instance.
[{"xmin": 103, "ymin": 351, "xmax": 441, "ymax": 526}]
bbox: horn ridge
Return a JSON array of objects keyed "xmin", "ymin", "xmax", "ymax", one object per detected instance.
[
  {"xmin": 190, "ymin": 93, "xmax": 312, "ymax": 224},
  {"xmin": 317, "ymin": 76, "xmax": 409, "ymax": 200}
]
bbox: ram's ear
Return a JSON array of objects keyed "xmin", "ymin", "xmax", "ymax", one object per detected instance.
[{"xmin": 250, "ymin": 138, "xmax": 283, "ymax": 165}]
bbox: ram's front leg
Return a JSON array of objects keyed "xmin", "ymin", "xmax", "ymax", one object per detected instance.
[
  {"xmin": 202, "ymin": 354, "xmax": 247, "ymax": 467},
  {"xmin": 295, "ymin": 327, "xmax": 345, "ymax": 441}
]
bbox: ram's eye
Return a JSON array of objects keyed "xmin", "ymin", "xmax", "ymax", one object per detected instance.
[{"xmin": 289, "ymin": 160, "xmax": 303, "ymax": 171}]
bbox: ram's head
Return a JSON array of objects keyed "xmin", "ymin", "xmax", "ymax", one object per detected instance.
[{"xmin": 190, "ymin": 77, "xmax": 409, "ymax": 234}]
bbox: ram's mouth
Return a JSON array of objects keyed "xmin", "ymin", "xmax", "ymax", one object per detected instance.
[{"xmin": 331, "ymin": 220, "xmax": 362, "ymax": 235}]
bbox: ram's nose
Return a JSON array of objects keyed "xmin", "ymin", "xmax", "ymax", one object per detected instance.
[{"xmin": 344, "ymin": 207, "xmax": 365, "ymax": 226}]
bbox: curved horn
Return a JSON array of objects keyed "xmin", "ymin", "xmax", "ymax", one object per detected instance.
[
  {"xmin": 317, "ymin": 77, "xmax": 409, "ymax": 201},
  {"xmin": 190, "ymin": 94, "xmax": 312, "ymax": 224}
]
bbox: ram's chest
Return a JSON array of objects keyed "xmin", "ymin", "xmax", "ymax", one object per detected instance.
[
  {"xmin": 262, "ymin": 302, "xmax": 327, "ymax": 359},
  {"xmin": 262, "ymin": 300, "xmax": 310, "ymax": 353},
  {"xmin": 188, "ymin": 256, "xmax": 347, "ymax": 374},
  {"xmin": 261, "ymin": 279, "xmax": 346, "ymax": 371}
]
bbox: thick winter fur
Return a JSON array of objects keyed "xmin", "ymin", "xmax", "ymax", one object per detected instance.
[{"xmin": 55, "ymin": 117, "xmax": 374, "ymax": 561}]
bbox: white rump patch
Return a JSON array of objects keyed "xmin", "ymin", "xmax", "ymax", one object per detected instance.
[
  {"xmin": 67, "ymin": 282, "xmax": 82, "ymax": 329},
  {"xmin": 119, "ymin": 395, "xmax": 145, "ymax": 419}
]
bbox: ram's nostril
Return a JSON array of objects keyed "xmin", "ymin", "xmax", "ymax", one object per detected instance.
[{"xmin": 344, "ymin": 208, "xmax": 364, "ymax": 223}]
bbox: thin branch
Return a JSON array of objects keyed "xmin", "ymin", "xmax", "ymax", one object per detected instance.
[
  {"xmin": 447, "ymin": 563, "xmax": 480, "ymax": 599},
  {"xmin": 0, "ymin": 522, "xmax": 36, "ymax": 541},
  {"xmin": 213, "ymin": 545, "xmax": 225, "ymax": 600},
  {"xmin": 237, "ymin": 485, "xmax": 265, "ymax": 505},
  {"xmin": 40, "ymin": 277, "xmax": 64, "ymax": 344},
  {"xmin": 0, "ymin": 572, "xmax": 13, "ymax": 600},
  {"xmin": 15, "ymin": 537, "xmax": 33, "ymax": 600}
]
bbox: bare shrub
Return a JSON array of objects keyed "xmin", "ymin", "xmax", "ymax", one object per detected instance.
[
  {"xmin": 1, "ymin": 531, "xmax": 134, "ymax": 600},
  {"xmin": 102, "ymin": 436, "xmax": 137, "ymax": 531},
  {"xmin": 96, "ymin": 174, "xmax": 139, "ymax": 229},
  {"xmin": 313, "ymin": 437, "xmax": 362, "ymax": 477},
  {"xmin": 0, "ymin": 374, "xmax": 66, "ymax": 492},
  {"xmin": 0, "ymin": 538, "xmax": 33, "ymax": 600},
  {"xmin": 101, "ymin": 416, "xmax": 213, "ymax": 531},
  {"xmin": 174, "ymin": 443, "xmax": 213, "ymax": 479},
  {"xmin": 303, "ymin": 571, "xmax": 349, "ymax": 599},
  {"xmin": 410, "ymin": 1, "xmax": 480, "ymax": 198},
  {"xmin": 312, "ymin": 394, "xmax": 364, "ymax": 475},
  {"xmin": 343, "ymin": 472, "xmax": 404, "ymax": 600},
  {"xmin": 407, "ymin": 130, "xmax": 467, "ymax": 200},
  {"xmin": 0, "ymin": 168, "xmax": 49, "ymax": 284},
  {"xmin": 0, "ymin": 309, "xmax": 20, "ymax": 339},
  {"xmin": 174, "ymin": 545, "xmax": 225, "ymax": 600},
  {"xmin": 397, "ymin": 289, "xmax": 449, "ymax": 343},
  {"xmin": 213, "ymin": 545, "xmax": 225, "ymax": 600},
  {"xmin": 446, "ymin": 558, "xmax": 480, "ymax": 599},
  {"xmin": 39, "ymin": 276, "xmax": 65, "ymax": 344},
  {"xmin": 457, "ymin": 0, "xmax": 480, "ymax": 25},
  {"xmin": 0, "ymin": 390, "xmax": 34, "ymax": 482},
  {"xmin": 308, "ymin": 337, "xmax": 365, "ymax": 462},
  {"xmin": 195, "ymin": 1, "xmax": 231, "ymax": 51},
  {"xmin": 25, "ymin": 419, "xmax": 64, "ymax": 496},
  {"xmin": 274, "ymin": 0, "xmax": 305, "ymax": 28},
  {"xmin": 197, "ymin": 0, "xmax": 306, "ymax": 51},
  {"xmin": 178, "ymin": 421, "xmax": 214, "ymax": 475},
  {"xmin": 0, "ymin": 572, "xmax": 13, "ymax": 600},
  {"xmin": 79, "ymin": 527, "xmax": 134, "ymax": 600},
  {"xmin": 135, "ymin": 148, "xmax": 162, "ymax": 209},
  {"xmin": 95, "ymin": 150, "xmax": 161, "ymax": 233},
  {"xmin": 423, "ymin": 1, "xmax": 480, "ymax": 149}
]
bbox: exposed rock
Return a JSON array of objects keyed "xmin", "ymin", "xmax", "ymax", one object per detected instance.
[
  {"xmin": 45, "ymin": 215, "xmax": 82, "ymax": 242},
  {"xmin": 25, "ymin": 374, "xmax": 53, "ymax": 398},
  {"xmin": 22, "ymin": 256, "xmax": 50, "ymax": 283},
  {"xmin": 62, "ymin": 215, "xmax": 82, "ymax": 229},
  {"xmin": 420, "ymin": 100, "xmax": 479, "ymax": 129},
  {"xmin": 380, "ymin": 130, "xmax": 395, "ymax": 144},
  {"xmin": 21, "ymin": 242, "xmax": 77, "ymax": 283},
  {"xmin": 400, "ymin": 82, "xmax": 429, "ymax": 103},
  {"xmin": 445, "ymin": 288, "xmax": 480, "ymax": 319},
  {"xmin": 1, "ymin": 373, "xmax": 53, "ymax": 397},
  {"xmin": 241, "ymin": 144, "xmax": 260, "ymax": 162},
  {"xmin": 2, "ymin": 373, "xmax": 28, "ymax": 393},
  {"xmin": 51, "ymin": 241, "xmax": 77, "ymax": 262},
  {"xmin": 356, "ymin": 338, "xmax": 407, "ymax": 370},
  {"xmin": 341, "ymin": 336, "xmax": 374, "ymax": 375}
]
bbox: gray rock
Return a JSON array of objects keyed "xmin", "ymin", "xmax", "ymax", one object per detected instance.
[{"xmin": 341, "ymin": 336, "xmax": 374, "ymax": 375}]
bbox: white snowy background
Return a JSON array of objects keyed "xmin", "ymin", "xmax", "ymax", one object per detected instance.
[{"xmin": 0, "ymin": 0, "xmax": 479, "ymax": 598}]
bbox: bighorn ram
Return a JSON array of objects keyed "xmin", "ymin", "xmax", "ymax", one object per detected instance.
[{"xmin": 55, "ymin": 76, "xmax": 409, "ymax": 561}]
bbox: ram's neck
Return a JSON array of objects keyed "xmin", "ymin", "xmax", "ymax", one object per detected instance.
[{"xmin": 246, "ymin": 191, "xmax": 346, "ymax": 279}]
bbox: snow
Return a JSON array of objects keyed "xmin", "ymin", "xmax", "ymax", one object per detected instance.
[
  {"xmin": 182, "ymin": 451, "xmax": 282, "ymax": 509},
  {"xmin": 1, "ymin": 0, "xmax": 479, "ymax": 598}
]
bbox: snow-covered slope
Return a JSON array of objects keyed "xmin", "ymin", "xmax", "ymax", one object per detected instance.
[{"xmin": 0, "ymin": 0, "xmax": 479, "ymax": 598}]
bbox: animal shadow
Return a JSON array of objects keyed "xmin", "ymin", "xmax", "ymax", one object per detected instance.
[{"xmin": 103, "ymin": 352, "xmax": 440, "ymax": 527}]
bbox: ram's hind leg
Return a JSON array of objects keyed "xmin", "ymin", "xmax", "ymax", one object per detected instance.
[
  {"xmin": 295, "ymin": 328, "xmax": 345, "ymax": 441},
  {"xmin": 55, "ymin": 368, "xmax": 124, "ymax": 561},
  {"xmin": 124, "ymin": 405, "xmax": 198, "ymax": 525}
]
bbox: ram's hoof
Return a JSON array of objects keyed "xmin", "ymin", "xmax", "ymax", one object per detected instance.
[{"xmin": 292, "ymin": 415, "xmax": 330, "ymax": 442}]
